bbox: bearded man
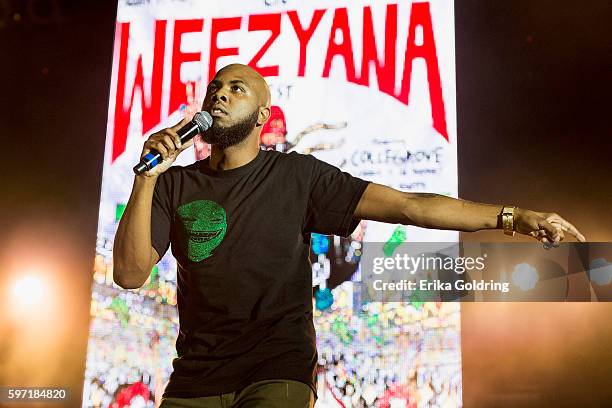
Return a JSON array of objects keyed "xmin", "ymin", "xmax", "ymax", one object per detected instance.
[{"xmin": 113, "ymin": 63, "xmax": 585, "ymax": 408}]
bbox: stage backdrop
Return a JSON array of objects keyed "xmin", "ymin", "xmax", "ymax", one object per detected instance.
[{"xmin": 84, "ymin": 1, "xmax": 461, "ymax": 406}]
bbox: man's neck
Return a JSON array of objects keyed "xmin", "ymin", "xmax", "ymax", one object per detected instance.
[{"xmin": 208, "ymin": 138, "xmax": 260, "ymax": 171}]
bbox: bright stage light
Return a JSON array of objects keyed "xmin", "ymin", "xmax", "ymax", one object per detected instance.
[
  {"xmin": 512, "ymin": 263, "xmax": 539, "ymax": 291},
  {"xmin": 11, "ymin": 275, "xmax": 47, "ymax": 308},
  {"xmin": 590, "ymin": 258, "xmax": 612, "ymax": 286}
]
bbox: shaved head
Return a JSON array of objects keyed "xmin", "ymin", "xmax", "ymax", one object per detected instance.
[
  {"xmin": 201, "ymin": 63, "xmax": 272, "ymax": 149},
  {"xmin": 216, "ymin": 63, "xmax": 271, "ymax": 108}
]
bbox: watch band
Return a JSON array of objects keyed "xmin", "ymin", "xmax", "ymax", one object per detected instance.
[{"xmin": 502, "ymin": 206, "xmax": 516, "ymax": 236}]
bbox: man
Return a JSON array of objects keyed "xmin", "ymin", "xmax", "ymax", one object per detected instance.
[{"xmin": 113, "ymin": 63, "xmax": 585, "ymax": 408}]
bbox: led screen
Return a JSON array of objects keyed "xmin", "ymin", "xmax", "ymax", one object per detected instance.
[{"xmin": 84, "ymin": 1, "xmax": 460, "ymax": 406}]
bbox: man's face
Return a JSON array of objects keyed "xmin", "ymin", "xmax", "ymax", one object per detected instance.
[{"xmin": 201, "ymin": 65, "xmax": 262, "ymax": 148}]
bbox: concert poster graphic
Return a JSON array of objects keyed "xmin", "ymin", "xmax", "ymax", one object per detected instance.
[{"xmin": 84, "ymin": 1, "xmax": 461, "ymax": 406}]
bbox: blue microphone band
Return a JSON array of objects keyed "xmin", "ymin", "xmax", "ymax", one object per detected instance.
[
  {"xmin": 132, "ymin": 111, "xmax": 212, "ymax": 175},
  {"xmin": 143, "ymin": 152, "xmax": 159, "ymax": 168}
]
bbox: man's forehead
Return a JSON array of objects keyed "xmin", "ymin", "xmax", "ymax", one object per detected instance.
[
  {"xmin": 209, "ymin": 76, "xmax": 249, "ymax": 86},
  {"xmin": 210, "ymin": 64, "xmax": 270, "ymax": 105},
  {"xmin": 214, "ymin": 66, "xmax": 258, "ymax": 84}
]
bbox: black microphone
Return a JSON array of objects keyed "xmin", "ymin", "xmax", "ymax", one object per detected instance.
[{"xmin": 133, "ymin": 111, "xmax": 213, "ymax": 175}]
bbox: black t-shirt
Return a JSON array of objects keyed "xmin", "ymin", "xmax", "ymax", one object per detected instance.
[{"xmin": 150, "ymin": 149, "xmax": 370, "ymax": 399}]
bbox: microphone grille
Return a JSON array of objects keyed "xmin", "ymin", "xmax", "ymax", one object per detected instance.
[{"xmin": 193, "ymin": 111, "xmax": 213, "ymax": 132}]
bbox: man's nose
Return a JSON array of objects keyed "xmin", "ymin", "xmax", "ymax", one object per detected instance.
[{"xmin": 212, "ymin": 92, "xmax": 228, "ymax": 103}]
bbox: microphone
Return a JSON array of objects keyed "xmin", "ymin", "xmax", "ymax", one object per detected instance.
[{"xmin": 133, "ymin": 111, "xmax": 213, "ymax": 175}]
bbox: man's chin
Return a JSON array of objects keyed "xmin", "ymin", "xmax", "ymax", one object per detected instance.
[
  {"xmin": 202, "ymin": 124, "xmax": 226, "ymax": 142},
  {"xmin": 210, "ymin": 119, "xmax": 230, "ymax": 129},
  {"xmin": 201, "ymin": 110, "xmax": 259, "ymax": 148}
]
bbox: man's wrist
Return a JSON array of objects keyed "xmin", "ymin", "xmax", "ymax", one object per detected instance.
[
  {"xmin": 134, "ymin": 174, "xmax": 158, "ymax": 188},
  {"xmin": 500, "ymin": 206, "xmax": 517, "ymax": 236}
]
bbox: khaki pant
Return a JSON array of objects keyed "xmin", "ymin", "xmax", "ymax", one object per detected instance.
[{"xmin": 159, "ymin": 379, "xmax": 315, "ymax": 408}]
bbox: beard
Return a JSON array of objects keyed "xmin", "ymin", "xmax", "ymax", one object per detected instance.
[{"xmin": 201, "ymin": 110, "xmax": 259, "ymax": 149}]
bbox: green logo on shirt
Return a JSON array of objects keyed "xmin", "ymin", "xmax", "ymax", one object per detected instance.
[{"xmin": 177, "ymin": 200, "xmax": 227, "ymax": 262}]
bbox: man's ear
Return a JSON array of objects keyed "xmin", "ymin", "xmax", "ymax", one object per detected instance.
[{"xmin": 258, "ymin": 106, "xmax": 271, "ymax": 126}]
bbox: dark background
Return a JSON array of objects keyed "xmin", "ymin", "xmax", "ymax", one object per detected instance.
[{"xmin": 0, "ymin": 0, "xmax": 610, "ymax": 406}]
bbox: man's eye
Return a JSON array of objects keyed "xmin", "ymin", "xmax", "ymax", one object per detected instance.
[{"xmin": 232, "ymin": 85, "xmax": 245, "ymax": 92}]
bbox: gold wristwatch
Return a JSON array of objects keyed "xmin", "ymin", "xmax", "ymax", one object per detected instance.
[{"xmin": 501, "ymin": 206, "xmax": 516, "ymax": 236}]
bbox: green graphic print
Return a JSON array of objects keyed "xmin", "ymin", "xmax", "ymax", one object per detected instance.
[{"xmin": 177, "ymin": 200, "xmax": 227, "ymax": 262}]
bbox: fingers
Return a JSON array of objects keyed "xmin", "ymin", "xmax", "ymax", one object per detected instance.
[
  {"xmin": 548, "ymin": 220, "xmax": 565, "ymax": 242},
  {"xmin": 539, "ymin": 219, "xmax": 561, "ymax": 243},
  {"xmin": 151, "ymin": 135, "xmax": 176, "ymax": 160},
  {"xmin": 178, "ymin": 137, "xmax": 195, "ymax": 152},
  {"xmin": 168, "ymin": 116, "xmax": 197, "ymax": 154},
  {"xmin": 549, "ymin": 221, "xmax": 565, "ymax": 241},
  {"xmin": 530, "ymin": 229, "xmax": 555, "ymax": 245},
  {"xmin": 144, "ymin": 129, "xmax": 183, "ymax": 161},
  {"xmin": 170, "ymin": 115, "xmax": 191, "ymax": 132},
  {"xmin": 547, "ymin": 214, "xmax": 586, "ymax": 242},
  {"xmin": 164, "ymin": 129, "xmax": 182, "ymax": 153},
  {"xmin": 522, "ymin": 211, "xmax": 586, "ymax": 246},
  {"xmin": 143, "ymin": 114, "xmax": 198, "ymax": 160},
  {"xmin": 144, "ymin": 139, "xmax": 168, "ymax": 159},
  {"xmin": 534, "ymin": 231, "xmax": 559, "ymax": 250}
]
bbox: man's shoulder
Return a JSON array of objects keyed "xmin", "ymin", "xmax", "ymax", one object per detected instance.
[
  {"xmin": 161, "ymin": 151, "xmax": 313, "ymax": 178},
  {"xmin": 266, "ymin": 149, "xmax": 313, "ymax": 165}
]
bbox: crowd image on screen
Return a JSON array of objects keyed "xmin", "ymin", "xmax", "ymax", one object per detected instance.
[
  {"xmin": 83, "ymin": 245, "xmax": 461, "ymax": 407},
  {"xmin": 83, "ymin": 101, "xmax": 461, "ymax": 407}
]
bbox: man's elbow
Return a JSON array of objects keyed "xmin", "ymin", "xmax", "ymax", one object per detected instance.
[
  {"xmin": 112, "ymin": 265, "xmax": 146, "ymax": 289},
  {"xmin": 113, "ymin": 274, "xmax": 138, "ymax": 289},
  {"xmin": 114, "ymin": 280, "xmax": 141, "ymax": 290},
  {"xmin": 113, "ymin": 275, "xmax": 145, "ymax": 289},
  {"xmin": 400, "ymin": 193, "xmax": 427, "ymax": 227}
]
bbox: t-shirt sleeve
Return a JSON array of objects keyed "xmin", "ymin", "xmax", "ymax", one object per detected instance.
[
  {"xmin": 303, "ymin": 155, "xmax": 370, "ymax": 237},
  {"xmin": 150, "ymin": 173, "xmax": 173, "ymax": 259}
]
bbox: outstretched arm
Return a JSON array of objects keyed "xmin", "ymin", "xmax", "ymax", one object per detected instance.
[{"xmin": 354, "ymin": 183, "xmax": 586, "ymax": 243}]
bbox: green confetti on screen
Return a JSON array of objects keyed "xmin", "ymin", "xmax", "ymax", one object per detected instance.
[
  {"xmin": 115, "ymin": 203, "xmax": 127, "ymax": 222},
  {"xmin": 383, "ymin": 225, "xmax": 406, "ymax": 257},
  {"xmin": 109, "ymin": 297, "xmax": 130, "ymax": 326}
]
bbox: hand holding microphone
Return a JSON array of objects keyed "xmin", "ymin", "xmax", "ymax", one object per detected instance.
[{"xmin": 133, "ymin": 111, "xmax": 213, "ymax": 177}]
